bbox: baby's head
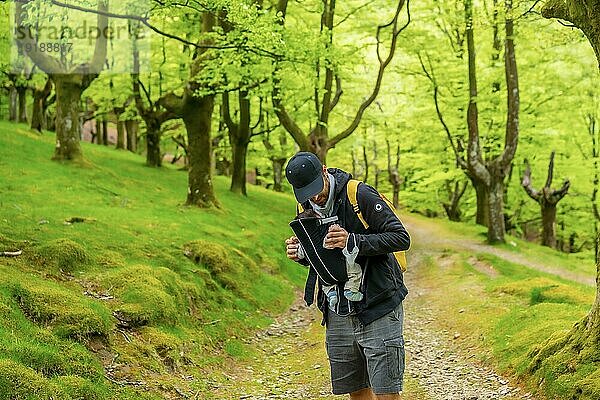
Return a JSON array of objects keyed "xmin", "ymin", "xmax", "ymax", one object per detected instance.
[{"xmin": 296, "ymin": 209, "xmax": 320, "ymax": 220}]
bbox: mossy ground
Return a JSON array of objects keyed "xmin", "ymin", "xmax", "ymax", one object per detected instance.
[
  {"xmin": 404, "ymin": 212, "xmax": 598, "ymax": 400},
  {"xmin": 2, "ymin": 122, "xmax": 599, "ymax": 399},
  {"xmin": 0, "ymin": 122, "xmax": 302, "ymax": 398}
]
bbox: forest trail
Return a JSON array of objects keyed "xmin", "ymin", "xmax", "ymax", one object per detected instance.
[
  {"xmin": 202, "ymin": 216, "xmax": 558, "ymax": 399},
  {"xmin": 403, "ymin": 215, "xmax": 594, "ymax": 287}
]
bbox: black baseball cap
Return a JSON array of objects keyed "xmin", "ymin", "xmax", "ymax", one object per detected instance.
[{"xmin": 285, "ymin": 152, "xmax": 324, "ymax": 203}]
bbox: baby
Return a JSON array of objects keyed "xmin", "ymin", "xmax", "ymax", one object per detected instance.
[{"xmin": 295, "ymin": 209, "xmax": 364, "ymax": 310}]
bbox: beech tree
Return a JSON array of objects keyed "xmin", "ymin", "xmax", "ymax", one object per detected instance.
[
  {"xmin": 160, "ymin": 12, "xmax": 219, "ymax": 207},
  {"xmin": 461, "ymin": 0, "xmax": 519, "ymax": 243},
  {"xmin": 15, "ymin": 1, "xmax": 108, "ymax": 162},
  {"xmin": 272, "ymin": 0, "xmax": 410, "ymax": 162},
  {"xmin": 521, "ymin": 151, "xmax": 570, "ymax": 248}
]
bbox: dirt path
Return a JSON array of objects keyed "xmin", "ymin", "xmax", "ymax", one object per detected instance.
[
  {"xmin": 403, "ymin": 215, "xmax": 594, "ymax": 286},
  {"xmin": 201, "ymin": 216, "xmax": 556, "ymax": 399}
]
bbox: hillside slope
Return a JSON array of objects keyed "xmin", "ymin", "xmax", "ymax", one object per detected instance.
[{"xmin": 0, "ymin": 122, "xmax": 303, "ymax": 399}]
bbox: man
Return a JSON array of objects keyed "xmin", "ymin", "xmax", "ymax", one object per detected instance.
[{"xmin": 285, "ymin": 151, "xmax": 411, "ymax": 400}]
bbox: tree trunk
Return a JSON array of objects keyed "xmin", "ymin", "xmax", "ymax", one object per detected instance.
[
  {"xmin": 443, "ymin": 181, "xmax": 467, "ymax": 222},
  {"xmin": 272, "ymin": 157, "xmax": 286, "ymax": 192},
  {"xmin": 95, "ymin": 120, "xmax": 102, "ymax": 144},
  {"xmin": 541, "ymin": 203, "xmax": 557, "ymax": 248},
  {"xmin": 473, "ymin": 180, "xmax": 490, "ymax": 226},
  {"xmin": 226, "ymin": 91, "xmax": 251, "ymax": 196},
  {"xmin": 102, "ymin": 120, "xmax": 108, "ymax": 146},
  {"xmin": 17, "ymin": 86, "xmax": 28, "ymax": 123},
  {"xmin": 182, "ymin": 95, "xmax": 218, "ymax": 207},
  {"xmin": 116, "ymin": 120, "xmax": 125, "ymax": 149},
  {"xmin": 31, "ymin": 96, "xmax": 45, "ymax": 132},
  {"xmin": 488, "ymin": 177, "xmax": 506, "ymax": 243},
  {"xmin": 146, "ymin": 122, "xmax": 162, "ymax": 167},
  {"xmin": 521, "ymin": 152, "xmax": 569, "ymax": 249},
  {"xmin": 52, "ymin": 75, "xmax": 83, "ymax": 162},
  {"xmin": 8, "ymin": 87, "xmax": 18, "ymax": 122},
  {"xmin": 31, "ymin": 79, "xmax": 52, "ymax": 132},
  {"xmin": 125, "ymin": 120, "xmax": 138, "ymax": 152},
  {"xmin": 392, "ymin": 186, "xmax": 400, "ymax": 210},
  {"xmin": 230, "ymin": 140, "xmax": 248, "ymax": 195},
  {"xmin": 311, "ymin": 131, "xmax": 329, "ymax": 163}
]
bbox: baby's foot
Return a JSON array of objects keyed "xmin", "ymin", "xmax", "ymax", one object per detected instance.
[
  {"xmin": 327, "ymin": 291, "xmax": 339, "ymax": 310},
  {"xmin": 344, "ymin": 290, "xmax": 363, "ymax": 302}
]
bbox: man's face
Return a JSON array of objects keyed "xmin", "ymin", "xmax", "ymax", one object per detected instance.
[{"xmin": 311, "ymin": 171, "xmax": 329, "ymax": 206}]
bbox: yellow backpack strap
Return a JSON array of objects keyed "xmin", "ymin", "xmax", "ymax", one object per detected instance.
[
  {"xmin": 348, "ymin": 180, "xmax": 408, "ymax": 272},
  {"xmin": 378, "ymin": 194, "xmax": 409, "ymax": 272},
  {"xmin": 347, "ymin": 179, "xmax": 369, "ymax": 229}
]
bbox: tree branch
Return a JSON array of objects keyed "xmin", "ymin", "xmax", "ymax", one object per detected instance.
[
  {"xmin": 333, "ymin": 0, "xmax": 376, "ymax": 28},
  {"xmin": 15, "ymin": 0, "xmax": 284, "ymax": 60},
  {"xmin": 329, "ymin": 75, "xmax": 343, "ymax": 112},
  {"xmin": 250, "ymin": 124, "xmax": 281, "ymax": 138},
  {"xmin": 521, "ymin": 158, "xmax": 541, "ymax": 202},
  {"xmin": 545, "ymin": 150, "xmax": 555, "ymax": 189},
  {"xmin": 418, "ymin": 52, "xmax": 466, "ymax": 169},
  {"xmin": 499, "ymin": 0, "xmax": 519, "ymax": 171},
  {"xmin": 329, "ymin": 0, "xmax": 410, "ymax": 148},
  {"xmin": 157, "ymin": 92, "xmax": 183, "ymax": 116},
  {"xmin": 222, "ymin": 91, "xmax": 236, "ymax": 133},
  {"xmin": 540, "ymin": 0, "xmax": 572, "ymax": 22}
]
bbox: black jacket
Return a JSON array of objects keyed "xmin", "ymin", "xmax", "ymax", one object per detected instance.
[{"xmin": 298, "ymin": 168, "xmax": 411, "ymax": 325}]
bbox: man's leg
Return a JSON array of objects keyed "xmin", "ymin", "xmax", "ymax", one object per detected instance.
[
  {"xmin": 350, "ymin": 388, "xmax": 375, "ymax": 399},
  {"xmin": 357, "ymin": 302, "xmax": 405, "ymax": 398},
  {"xmin": 326, "ymin": 311, "xmax": 370, "ymax": 395},
  {"xmin": 375, "ymin": 394, "xmax": 401, "ymax": 400},
  {"xmin": 350, "ymin": 389, "xmax": 401, "ymax": 400}
]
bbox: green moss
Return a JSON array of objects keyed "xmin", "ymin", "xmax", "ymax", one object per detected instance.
[
  {"xmin": 140, "ymin": 326, "xmax": 186, "ymax": 371},
  {"xmin": 0, "ymin": 359, "xmax": 109, "ymax": 400},
  {"xmin": 51, "ymin": 376, "xmax": 109, "ymax": 400},
  {"xmin": 575, "ymin": 368, "xmax": 600, "ymax": 400},
  {"xmin": 496, "ymin": 277, "xmax": 592, "ymax": 305},
  {"xmin": 10, "ymin": 281, "xmax": 113, "ymax": 340},
  {"xmin": 224, "ymin": 338, "xmax": 253, "ymax": 359},
  {"xmin": 183, "ymin": 240, "xmax": 241, "ymax": 291},
  {"xmin": 29, "ymin": 238, "xmax": 91, "ymax": 274},
  {"xmin": 0, "ymin": 123, "xmax": 300, "ymax": 398},
  {"xmin": 0, "ymin": 235, "xmax": 30, "ymax": 253},
  {"xmin": 100, "ymin": 265, "xmax": 201, "ymax": 328},
  {"xmin": 96, "ymin": 250, "xmax": 126, "ymax": 268},
  {"xmin": 0, "ymin": 359, "xmax": 59, "ymax": 399}
]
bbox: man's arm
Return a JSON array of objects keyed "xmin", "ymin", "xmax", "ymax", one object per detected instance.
[{"xmin": 353, "ymin": 183, "xmax": 410, "ymax": 256}]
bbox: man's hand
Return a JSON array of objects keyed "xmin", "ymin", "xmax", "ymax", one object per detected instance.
[
  {"xmin": 286, "ymin": 236, "xmax": 301, "ymax": 261},
  {"xmin": 324, "ymin": 224, "xmax": 349, "ymax": 249}
]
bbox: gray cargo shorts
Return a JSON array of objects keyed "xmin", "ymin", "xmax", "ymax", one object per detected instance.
[{"xmin": 325, "ymin": 302, "xmax": 405, "ymax": 395}]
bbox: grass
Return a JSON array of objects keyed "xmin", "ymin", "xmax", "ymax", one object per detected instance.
[
  {"xmin": 0, "ymin": 121, "xmax": 304, "ymax": 398},
  {"xmin": 2, "ymin": 121, "xmax": 599, "ymax": 399},
  {"xmin": 408, "ymin": 220, "xmax": 598, "ymax": 400}
]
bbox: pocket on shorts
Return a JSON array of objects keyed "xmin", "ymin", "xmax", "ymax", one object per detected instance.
[{"xmin": 384, "ymin": 337, "xmax": 405, "ymax": 380}]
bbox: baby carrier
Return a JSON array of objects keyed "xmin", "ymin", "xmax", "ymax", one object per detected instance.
[{"xmin": 289, "ymin": 215, "xmax": 347, "ymax": 286}]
